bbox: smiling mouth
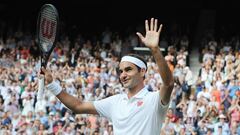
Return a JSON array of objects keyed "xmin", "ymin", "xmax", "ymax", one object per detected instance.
[{"xmin": 122, "ymin": 79, "xmax": 129, "ymax": 84}]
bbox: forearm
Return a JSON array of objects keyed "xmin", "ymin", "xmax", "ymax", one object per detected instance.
[
  {"xmin": 150, "ymin": 47, "xmax": 174, "ymax": 103},
  {"xmin": 56, "ymin": 91, "xmax": 98, "ymax": 114},
  {"xmin": 56, "ymin": 91, "xmax": 83, "ymax": 113},
  {"xmin": 46, "ymin": 81, "xmax": 97, "ymax": 114},
  {"xmin": 150, "ymin": 47, "xmax": 173, "ymax": 85}
]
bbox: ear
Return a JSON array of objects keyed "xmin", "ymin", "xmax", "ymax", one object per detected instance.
[{"xmin": 140, "ymin": 68, "xmax": 146, "ymax": 77}]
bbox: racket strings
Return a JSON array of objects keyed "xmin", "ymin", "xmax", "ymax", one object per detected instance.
[{"xmin": 39, "ymin": 6, "xmax": 57, "ymax": 53}]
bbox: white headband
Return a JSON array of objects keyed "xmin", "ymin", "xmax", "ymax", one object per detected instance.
[{"xmin": 121, "ymin": 56, "xmax": 147, "ymax": 69}]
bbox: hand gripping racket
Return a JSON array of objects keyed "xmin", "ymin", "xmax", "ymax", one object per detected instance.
[{"xmin": 37, "ymin": 4, "xmax": 59, "ymax": 100}]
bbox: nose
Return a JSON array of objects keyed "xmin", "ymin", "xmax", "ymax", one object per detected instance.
[{"xmin": 120, "ymin": 71, "xmax": 127, "ymax": 80}]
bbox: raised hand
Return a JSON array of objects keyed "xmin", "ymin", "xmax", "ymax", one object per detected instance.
[{"xmin": 136, "ymin": 18, "xmax": 162, "ymax": 49}]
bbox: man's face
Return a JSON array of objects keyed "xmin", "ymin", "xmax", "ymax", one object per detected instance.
[
  {"xmin": 220, "ymin": 118, "xmax": 225, "ymax": 123},
  {"xmin": 119, "ymin": 61, "xmax": 144, "ymax": 89}
]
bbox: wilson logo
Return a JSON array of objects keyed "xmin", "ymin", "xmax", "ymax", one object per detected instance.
[{"xmin": 41, "ymin": 18, "xmax": 56, "ymax": 39}]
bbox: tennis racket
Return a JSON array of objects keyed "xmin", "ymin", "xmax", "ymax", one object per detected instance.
[{"xmin": 37, "ymin": 4, "xmax": 59, "ymax": 100}]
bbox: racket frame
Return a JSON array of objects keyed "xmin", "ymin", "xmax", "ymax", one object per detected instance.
[{"xmin": 37, "ymin": 4, "xmax": 59, "ymax": 68}]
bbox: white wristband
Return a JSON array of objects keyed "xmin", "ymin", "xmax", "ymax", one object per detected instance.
[
  {"xmin": 37, "ymin": 77, "xmax": 45, "ymax": 100},
  {"xmin": 46, "ymin": 81, "xmax": 62, "ymax": 96}
]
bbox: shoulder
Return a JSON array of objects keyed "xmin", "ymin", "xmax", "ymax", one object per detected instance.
[
  {"xmin": 98, "ymin": 93, "xmax": 125, "ymax": 102},
  {"xmin": 144, "ymin": 91, "xmax": 160, "ymax": 102}
]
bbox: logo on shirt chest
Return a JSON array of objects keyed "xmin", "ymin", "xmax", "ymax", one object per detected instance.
[{"xmin": 137, "ymin": 100, "xmax": 143, "ymax": 107}]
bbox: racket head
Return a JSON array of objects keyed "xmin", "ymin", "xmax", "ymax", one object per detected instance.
[{"xmin": 37, "ymin": 4, "xmax": 59, "ymax": 67}]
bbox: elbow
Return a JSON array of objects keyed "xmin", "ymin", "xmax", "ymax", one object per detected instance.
[
  {"xmin": 64, "ymin": 101, "xmax": 84, "ymax": 114},
  {"xmin": 73, "ymin": 103, "xmax": 85, "ymax": 114},
  {"xmin": 161, "ymin": 81, "xmax": 174, "ymax": 104},
  {"xmin": 72, "ymin": 107, "xmax": 81, "ymax": 114}
]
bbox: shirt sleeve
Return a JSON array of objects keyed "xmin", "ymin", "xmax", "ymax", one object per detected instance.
[
  {"xmin": 93, "ymin": 95, "xmax": 119, "ymax": 121},
  {"xmin": 155, "ymin": 91, "xmax": 169, "ymax": 118},
  {"xmin": 157, "ymin": 91, "xmax": 170, "ymax": 109}
]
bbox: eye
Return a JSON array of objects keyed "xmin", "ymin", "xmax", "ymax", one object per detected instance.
[
  {"xmin": 117, "ymin": 68, "xmax": 123, "ymax": 74},
  {"xmin": 117, "ymin": 66, "xmax": 133, "ymax": 75},
  {"xmin": 125, "ymin": 67, "xmax": 132, "ymax": 72}
]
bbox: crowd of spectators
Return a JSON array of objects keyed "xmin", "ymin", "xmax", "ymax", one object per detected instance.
[
  {"xmin": 161, "ymin": 31, "xmax": 240, "ymax": 135},
  {"xmin": 0, "ymin": 21, "xmax": 240, "ymax": 135}
]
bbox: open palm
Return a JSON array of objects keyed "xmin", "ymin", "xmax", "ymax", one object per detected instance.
[{"xmin": 136, "ymin": 18, "xmax": 162, "ymax": 49}]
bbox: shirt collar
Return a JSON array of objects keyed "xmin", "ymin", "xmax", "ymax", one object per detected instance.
[{"xmin": 123, "ymin": 86, "xmax": 149, "ymax": 100}]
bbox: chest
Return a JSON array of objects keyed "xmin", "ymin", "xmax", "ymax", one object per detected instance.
[{"xmin": 112, "ymin": 96, "xmax": 157, "ymax": 123}]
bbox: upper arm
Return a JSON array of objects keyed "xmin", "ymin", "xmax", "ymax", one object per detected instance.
[
  {"xmin": 160, "ymin": 83, "xmax": 174, "ymax": 105},
  {"xmin": 93, "ymin": 95, "xmax": 117, "ymax": 120}
]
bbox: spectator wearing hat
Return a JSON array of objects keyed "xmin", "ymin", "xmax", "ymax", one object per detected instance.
[{"xmin": 208, "ymin": 114, "xmax": 230, "ymax": 135}]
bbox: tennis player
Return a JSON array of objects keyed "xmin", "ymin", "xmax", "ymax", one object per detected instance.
[{"xmin": 42, "ymin": 18, "xmax": 174, "ymax": 135}]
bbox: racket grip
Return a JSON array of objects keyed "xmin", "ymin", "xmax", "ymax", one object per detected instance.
[{"xmin": 37, "ymin": 76, "xmax": 45, "ymax": 100}]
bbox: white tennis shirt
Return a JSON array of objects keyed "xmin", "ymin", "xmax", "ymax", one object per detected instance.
[{"xmin": 93, "ymin": 86, "xmax": 169, "ymax": 135}]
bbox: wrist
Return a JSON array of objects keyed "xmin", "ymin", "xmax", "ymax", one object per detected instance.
[
  {"xmin": 149, "ymin": 46, "xmax": 160, "ymax": 52},
  {"xmin": 46, "ymin": 81, "xmax": 62, "ymax": 96}
]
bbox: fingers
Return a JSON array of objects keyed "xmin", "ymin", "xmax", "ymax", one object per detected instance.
[
  {"xmin": 158, "ymin": 24, "xmax": 163, "ymax": 34},
  {"xmin": 40, "ymin": 67, "xmax": 53, "ymax": 83},
  {"xmin": 150, "ymin": 18, "xmax": 154, "ymax": 31},
  {"xmin": 41, "ymin": 67, "xmax": 47, "ymax": 74},
  {"xmin": 136, "ymin": 32, "xmax": 144, "ymax": 42},
  {"xmin": 146, "ymin": 18, "xmax": 162, "ymax": 33},
  {"xmin": 41, "ymin": 67, "xmax": 51, "ymax": 76},
  {"xmin": 154, "ymin": 19, "xmax": 158, "ymax": 31},
  {"xmin": 145, "ymin": 20, "xmax": 149, "ymax": 32}
]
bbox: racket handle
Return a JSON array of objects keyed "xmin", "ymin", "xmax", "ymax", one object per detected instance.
[{"xmin": 37, "ymin": 75, "xmax": 45, "ymax": 100}]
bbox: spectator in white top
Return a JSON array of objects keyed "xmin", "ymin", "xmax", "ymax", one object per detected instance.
[
  {"xmin": 184, "ymin": 66, "xmax": 193, "ymax": 87},
  {"xmin": 225, "ymin": 50, "xmax": 235, "ymax": 62},
  {"xmin": 209, "ymin": 114, "xmax": 230, "ymax": 135},
  {"xmin": 203, "ymin": 49, "xmax": 215, "ymax": 62}
]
